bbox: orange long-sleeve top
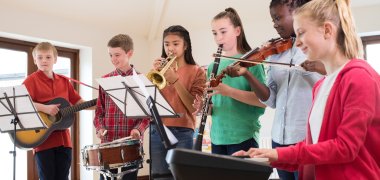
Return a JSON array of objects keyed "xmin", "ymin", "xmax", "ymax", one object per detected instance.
[{"xmin": 160, "ymin": 64, "xmax": 206, "ymax": 130}]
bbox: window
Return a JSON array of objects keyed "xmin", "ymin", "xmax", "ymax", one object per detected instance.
[
  {"xmin": 55, "ymin": 57, "xmax": 71, "ymax": 77},
  {"xmin": 0, "ymin": 48, "xmax": 28, "ymax": 180},
  {"xmin": 0, "ymin": 49, "xmax": 27, "ymax": 86},
  {"xmin": 362, "ymin": 35, "xmax": 380, "ymax": 73},
  {"xmin": 0, "ymin": 37, "xmax": 79, "ymax": 180}
]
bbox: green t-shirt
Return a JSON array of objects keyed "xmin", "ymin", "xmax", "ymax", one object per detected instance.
[{"xmin": 207, "ymin": 55, "xmax": 266, "ymax": 145}]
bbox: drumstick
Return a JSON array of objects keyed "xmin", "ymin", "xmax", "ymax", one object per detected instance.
[
  {"xmin": 102, "ymin": 130, "xmax": 108, "ymax": 136},
  {"xmin": 113, "ymin": 136, "xmax": 132, "ymax": 142}
]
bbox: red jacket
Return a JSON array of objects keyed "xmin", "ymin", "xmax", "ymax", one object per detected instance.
[{"xmin": 272, "ymin": 59, "xmax": 380, "ymax": 180}]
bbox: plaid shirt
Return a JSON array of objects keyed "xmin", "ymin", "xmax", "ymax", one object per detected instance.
[{"xmin": 93, "ymin": 67, "xmax": 150, "ymax": 143}]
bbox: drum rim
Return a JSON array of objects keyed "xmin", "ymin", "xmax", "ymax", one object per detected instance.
[{"xmin": 82, "ymin": 139, "xmax": 140, "ymax": 149}]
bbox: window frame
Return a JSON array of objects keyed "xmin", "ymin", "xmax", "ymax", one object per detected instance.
[
  {"xmin": 0, "ymin": 36, "xmax": 80, "ymax": 180},
  {"xmin": 362, "ymin": 35, "xmax": 380, "ymax": 60}
]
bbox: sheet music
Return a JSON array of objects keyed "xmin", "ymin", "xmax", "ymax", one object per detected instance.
[
  {"xmin": 0, "ymin": 85, "xmax": 46, "ymax": 132},
  {"xmin": 132, "ymin": 69, "xmax": 150, "ymax": 100},
  {"xmin": 132, "ymin": 69, "xmax": 178, "ymax": 145},
  {"xmin": 96, "ymin": 74, "xmax": 176, "ymax": 118}
]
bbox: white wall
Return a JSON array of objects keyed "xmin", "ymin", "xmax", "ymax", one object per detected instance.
[
  {"xmin": 1, "ymin": 2, "xmax": 379, "ymax": 179},
  {"xmin": 353, "ymin": 5, "xmax": 380, "ymax": 35}
]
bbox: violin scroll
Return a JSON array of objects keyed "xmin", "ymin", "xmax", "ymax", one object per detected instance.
[{"xmin": 240, "ymin": 38, "xmax": 293, "ymax": 67}]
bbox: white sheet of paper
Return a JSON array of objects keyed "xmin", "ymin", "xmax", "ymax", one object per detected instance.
[
  {"xmin": 96, "ymin": 74, "xmax": 176, "ymax": 118},
  {"xmin": 163, "ymin": 125, "xmax": 179, "ymax": 145},
  {"xmin": 132, "ymin": 69, "xmax": 150, "ymax": 100},
  {"xmin": 132, "ymin": 69, "xmax": 178, "ymax": 145},
  {"xmin": 0, "ymin": 85, "xmax": 46, "ymax": 132}
]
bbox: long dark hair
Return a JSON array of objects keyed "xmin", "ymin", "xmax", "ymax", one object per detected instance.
[
  {"xmin": 161, "ymin": 25, "xmax": 196, "ymax": 65},
  {"xmin": 213, "ymin": 7, "xmax": 251, "ymax": 54}
]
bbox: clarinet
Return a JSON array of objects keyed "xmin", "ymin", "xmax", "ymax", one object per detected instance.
[{"xmin": 193, "ymin": 44, "xmax": 223, "ymax": 151}]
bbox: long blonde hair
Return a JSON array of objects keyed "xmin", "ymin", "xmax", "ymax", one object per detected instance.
[{"xmin": 294, "ymin": 0, "xmax": 363, "ymax": 59}]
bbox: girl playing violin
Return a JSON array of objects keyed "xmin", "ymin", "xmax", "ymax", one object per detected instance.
[
  {"xmin": 194, "ymin": 7, "xmax": 266, "ymax": 156},
  {"xmin": 226, "ymin": 1, "xmax": 322, "ymax": 179},
  {"xmin": 234, "ymin": 0, "xmax": 380, "ymax": 179}
]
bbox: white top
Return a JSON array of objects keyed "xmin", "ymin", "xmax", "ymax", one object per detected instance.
[
  {"xmin": 262, "ymin": 43, "xmax": 322, "ymax": 144},
  {"xmin": 309, "ymin": 63, "xmax": 346, "ymax": 144}
]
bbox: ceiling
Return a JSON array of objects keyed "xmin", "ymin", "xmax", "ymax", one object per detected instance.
[{"xmin": 2, "ymin": 0, "xmax": 380, "ymax": 40}]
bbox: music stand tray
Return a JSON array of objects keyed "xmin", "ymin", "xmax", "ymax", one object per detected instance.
[{"xmin": 166, "ymin": 148, "xmax": 273, "ymax": 180}]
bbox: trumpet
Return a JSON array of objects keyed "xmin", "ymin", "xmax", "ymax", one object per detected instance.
[{"xmin": 146, "ymin": 54, "xmax": 177, "ymax": 89}]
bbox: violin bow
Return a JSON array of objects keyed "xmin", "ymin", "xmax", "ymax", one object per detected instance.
[{"xmin": 212, "ymin": 54, "xmax": 301, "ymax": 67}]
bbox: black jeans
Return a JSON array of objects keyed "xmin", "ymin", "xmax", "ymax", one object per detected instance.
[
  {"xmin": 35, "ymin": 146, "xmax": 72, "ymax": 180},
  {"xmin": 211, "ymin": 138, "xmax": 258, "ymax": 155}
]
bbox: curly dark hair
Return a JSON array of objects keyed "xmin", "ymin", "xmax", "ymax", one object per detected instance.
[{"xmin": 270, "ymin": 0, "xmax": 311, "ymax": 11}]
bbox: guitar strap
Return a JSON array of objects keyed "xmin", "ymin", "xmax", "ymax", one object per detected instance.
[
  {"xmin": 62, "ymin": 76, "xmax": 99, "ymax": 90},
  {"xmin": 63, "ymin": 65, "xmax": 139, "ymax": 91}
]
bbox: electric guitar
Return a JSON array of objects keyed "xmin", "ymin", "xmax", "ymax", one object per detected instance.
[{"xmin": 9, "ymin": 97, "xmax": 97, "ymax": 149}]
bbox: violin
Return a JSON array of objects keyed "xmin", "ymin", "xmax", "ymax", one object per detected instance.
[
  {"xmin": 209, "ymin": 38, "xmax": 294, "ymax": 87},
  {"xmin": 240, "ymin": 37, "xmax": 293, "ymax": 67}
]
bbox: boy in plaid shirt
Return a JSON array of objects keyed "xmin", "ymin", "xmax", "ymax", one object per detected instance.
[{"xmin": 94, "ymin": 34, "xmax": 150, "ymax": 180}]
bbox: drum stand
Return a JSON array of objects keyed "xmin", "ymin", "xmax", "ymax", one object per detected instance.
[
  {"xmin": 99, "ymin": 159, "xmax": 144, "ymax": 180},
  {"xmin": 81, "ymin": 138, "xmax": 145, "ymax": 180}
]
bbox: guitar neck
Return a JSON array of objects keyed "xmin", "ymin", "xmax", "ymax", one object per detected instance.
[{"xmin": 60, "ymin": 99, "xmax": 97, "ymax": 117}]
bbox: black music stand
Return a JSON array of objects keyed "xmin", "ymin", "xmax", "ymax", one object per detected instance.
[
  {"xmin": 0, "ymin": 85, "xmax": 46, "ymax": 180},
  {"xmin": 131, "ymin": 71, "xmax": 179, "ymax": 180},
  {"xmin": 95, "ymin": 72, "xmax": 179, "ymax": 179}
]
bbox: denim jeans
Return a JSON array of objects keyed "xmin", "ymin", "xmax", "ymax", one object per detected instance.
[
  {"xmin": 35, "ymin": 146, "xmax": 72, "ymax": 180},
  {"xmin": 150, "ymin": 125, "xmax": 194, "ymax": 179},
  {"xmin": 211, "ymin": 138, "xmax": 258, "ymax": 155},
  {"xmin": 272, "ymin": 141, "xmax": 298, "ymax": 180}
]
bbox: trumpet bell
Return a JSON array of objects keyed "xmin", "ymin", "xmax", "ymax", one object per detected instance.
[
  {"xmin": 147, "ymin": 55, "xmax": 177, "ymax": 90},
  {"xmin": 146, "ymin": 70, "xmax": 166, "ymax": 89}
]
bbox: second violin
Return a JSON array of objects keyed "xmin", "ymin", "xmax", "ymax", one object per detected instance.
[{"xmin": 210, "ymin": 38, "xmax": 294, "ymax": 87}]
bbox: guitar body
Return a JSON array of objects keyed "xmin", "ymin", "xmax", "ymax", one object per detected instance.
[{"xmin": 9, "ymin": 97, "xmax": 96, "ymax": 149}]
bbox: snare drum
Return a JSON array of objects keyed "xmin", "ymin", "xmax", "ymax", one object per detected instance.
[{"xmin": 81, "ymin": 139, "xmax": 142, "ymax": 170}]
